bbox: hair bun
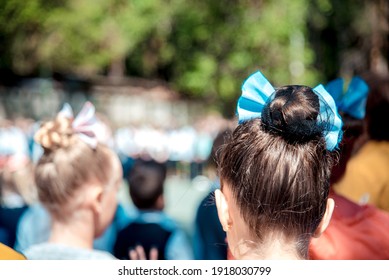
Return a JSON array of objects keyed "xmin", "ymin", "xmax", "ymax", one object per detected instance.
[
  {"xmin": 34, "ymin": 116, "xmax": 74, "ymax": 151},
  {"xmin": 261, "ymin": 85, "xmax": 324, "ymax": 144}
]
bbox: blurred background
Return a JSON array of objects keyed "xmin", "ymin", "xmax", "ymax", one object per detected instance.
[{"xmin": 0, "ymin": 0, "xmax": 388, "ymax": 246}]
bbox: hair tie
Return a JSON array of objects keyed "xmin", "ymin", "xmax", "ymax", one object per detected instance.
[
  {"xmin": 58, "ymin": 102, "xmax": 100, "ymax": 148},
  {"xmin": 325, "ymin": 77, "xmax": 369, "ymax": 120},
  {"xmin": 236, "ymin": 70, "xmax": 343, "ymax": 151}
]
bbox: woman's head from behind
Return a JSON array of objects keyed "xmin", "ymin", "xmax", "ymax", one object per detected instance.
[
  {"xmin": 216, "ymin": 72, "xmax": 339, "ymax": 259},
  {"xmin": 34, "ymin": 103, "xmax": 122, "ymax": 238}
]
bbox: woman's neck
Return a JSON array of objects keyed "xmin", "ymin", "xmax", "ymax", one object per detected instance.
[
  {"xmin": 49, "ymin": 212, "xmax": 95, "ymax": 249},
  {"xmin": 231, "ymin": 237, "xmax": 303, "ymax": 260}
]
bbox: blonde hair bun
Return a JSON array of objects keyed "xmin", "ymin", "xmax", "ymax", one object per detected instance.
[{"xmin": 34, "ymin": 116, "xmax": 75, "ymax": 151}]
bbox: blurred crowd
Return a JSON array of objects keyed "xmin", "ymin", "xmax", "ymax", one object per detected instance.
[
  {"xmin": 0, "ymin": 110, "xmax": 232, "ymax": 259},
  {"xmin": 1, "ymin": 71, "xmax": 389, "ymax": 260}
]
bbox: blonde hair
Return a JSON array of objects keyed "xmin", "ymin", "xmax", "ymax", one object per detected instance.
[{"xmin": 34, "ymin": 115, "xmax": 119, "ymax": 221}]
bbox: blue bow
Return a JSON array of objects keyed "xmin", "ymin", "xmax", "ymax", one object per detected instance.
[
  {"xmin": 325, "ymin": 77, "xmax": 369, "ymax": 119},
  {"xmin": 237, "ymin": 71, "xmax": 343, "ymax": 151},
  {"xmin": 237, "ymin": 71, "xmax": 275, "ymax": 122}
]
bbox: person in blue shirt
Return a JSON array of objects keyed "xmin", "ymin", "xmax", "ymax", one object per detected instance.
[
  {"xmin": 193, "ymin": 129, "xmax": 230, "ymax": 260},
  {"xmin": 114, "ymin": 159, "xmax": 193, "ymax": 260}
]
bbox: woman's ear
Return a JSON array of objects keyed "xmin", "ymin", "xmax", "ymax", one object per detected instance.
[
  {"xmin": 215, "ymin": 189, "xmax": 232, "ymax": 232},
  {"xmin": 313, "ymin": 198, "xmax": 335, "ymax": 238}
]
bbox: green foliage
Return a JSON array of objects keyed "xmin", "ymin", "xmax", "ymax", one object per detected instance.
[
  {"xmin": 157, "ymin": 0, "xmax": 318, "ymax": 115},
  {"xmin": 0, "ymin": 0, "xmax": 174, "ymax": 75},
  {"xmin": 2, "ymin": 0, "xmax": 381, "ymax": 116},
  {"xmin": 307, "ymin": 0, "xmax": 369, "ymax": 80},
  {"xmin": 0, "ymin": 0, "xmax": 48, "ymax": 73}
]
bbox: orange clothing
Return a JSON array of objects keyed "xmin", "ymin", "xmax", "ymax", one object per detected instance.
[
  {"xmin": 309, "ymin": 192, "xmax": 389, "ymax": 259},
  {"xmin": 0, "ymin": 243, "xmax": 26, "ymax": 260},
  {"xmin": 334, "ymin": 141, "xmax": 389, "ymax": 212}
]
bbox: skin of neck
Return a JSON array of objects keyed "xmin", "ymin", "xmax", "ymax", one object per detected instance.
[
  {"xmin": 226, "ymin": 187, "xmax": 303, "ymax": 260},
  {"xmin": 49, "ymin": 207, "xmax": 96, "ymax": 249},
  {"xmin": 230, "ymin": 236, "xmax": 303, "ymax": 260},
  {"xmin": 227, "ymin": 216, "xmax": 303, "ymax": 260}
]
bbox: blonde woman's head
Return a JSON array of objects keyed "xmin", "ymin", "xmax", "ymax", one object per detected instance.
[{"xmin": 34, "ymin": 113, "xmax": 122, "ymax": 236}]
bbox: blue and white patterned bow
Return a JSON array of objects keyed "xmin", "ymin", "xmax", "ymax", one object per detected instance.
[
  {"xmin": 237, "ymin": 71, "xmax": 343, "ymax": 151},
  {"xmin": 325, "ymin": 77, "xmax": 369, "ymax": 119}
]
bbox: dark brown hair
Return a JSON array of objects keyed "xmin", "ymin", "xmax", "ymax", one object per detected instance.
[
  {"xmin": 127, "ymin": 159, "xmax": 167, "ymax": 210},
  {"xmin": 365, "ymin": 75, "xmax": 389, "ymax": 141},
  {"xmin": 330, "ymin": 112, "xmax": 364, "ymax": 185},
  {"xmin": 219, "ymin": 86, "xmax": 334, "ymax": 259}
]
